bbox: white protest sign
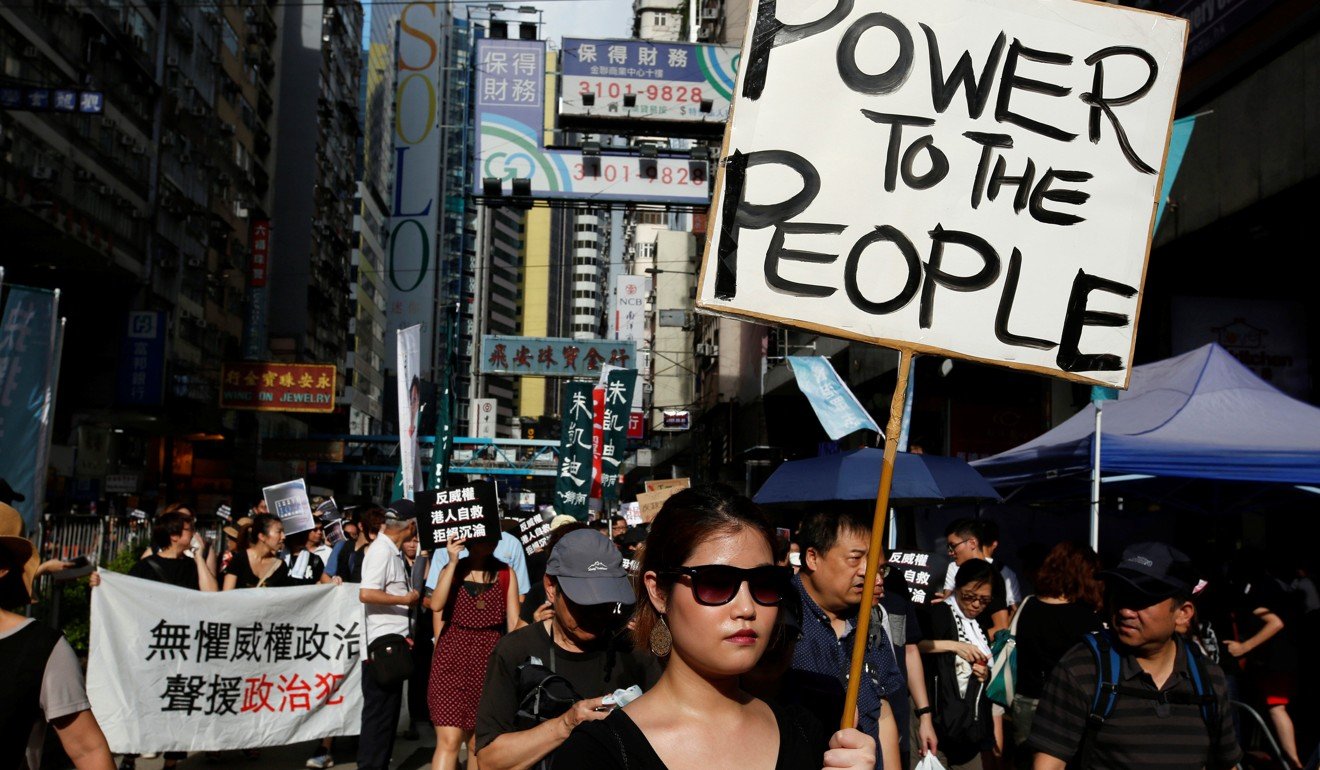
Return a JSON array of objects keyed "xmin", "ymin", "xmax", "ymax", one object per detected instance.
[
  {"xmin": 699, "ymin": 0, "xmax": 1188, "ymax": 388},
  {"xmin": 88, "ymin": 572, "xmax": 365, "ymax": 752}
]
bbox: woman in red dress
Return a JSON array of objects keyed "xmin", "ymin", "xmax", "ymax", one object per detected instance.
[{"xmin": 427, "ymin": 537, "xmax": 522, "ymax": 770}]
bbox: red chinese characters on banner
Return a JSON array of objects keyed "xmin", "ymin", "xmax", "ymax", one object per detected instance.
[
  {"xmin": 249, "ymin": 220, "xmax": 270, "ymax": 288},
  {"xmin": 237, "ymin": 672, "xmax": 345, "ymax": 714},
  {"xmin": 220, "ymin": 363, "xmax": 337, "ymax": 414}
]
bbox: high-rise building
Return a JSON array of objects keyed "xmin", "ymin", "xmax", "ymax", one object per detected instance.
[
  {"xmin": 1, "ymin": 0, "xmax": 279, "ymax": 508},
  {"xmin": 268, "ymin": 0, "xmax": 362, "ymax": 372},
  {"xmin": 570, "ymin": 211, "xmax": 604, "ymax": 340},
  {"xmin": 348, "ymin": 181, "xmax": 387, "ymax": 436},
  {"xmin": 469, "ymin": 204, "xmax": 524, "ymax": 435}
]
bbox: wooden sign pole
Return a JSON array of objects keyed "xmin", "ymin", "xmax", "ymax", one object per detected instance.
[{"xmin": 841, "ymin": 347, "xmax": 914, "ymax": 729}]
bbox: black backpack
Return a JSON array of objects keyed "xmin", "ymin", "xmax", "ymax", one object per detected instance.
[
  {"xmin": 514, "ymin": 641, "xmax": 589, "ymax": 770},
  {"xmin": 925, "ymin": 604, "xmax": 992, "ymax": 764},
  {"xmin": 1075, "ymin": 630, "xmax": 1220, "ymax": 768},
  {"xmin": 515, "ymin": 658, "xmax": 582, "ymax": 727}
]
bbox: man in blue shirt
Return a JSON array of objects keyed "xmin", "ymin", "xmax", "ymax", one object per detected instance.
[{"xmin": 789, "ymin": 510, "xmax": 903, "ymax": 765}]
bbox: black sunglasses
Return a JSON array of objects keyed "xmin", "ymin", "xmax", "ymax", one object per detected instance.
[{"xmin": 660, "ymin": 564, "xmax": 794, "ymax": 607}]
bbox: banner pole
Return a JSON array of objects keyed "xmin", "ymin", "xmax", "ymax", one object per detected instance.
[
  {"xmin": 1090, "ymin": 400, "xmax": 1103, "ymax": 551},
  {"xmin": 841, "ymin": 347, "xmax": 913, "ymax": 730}
]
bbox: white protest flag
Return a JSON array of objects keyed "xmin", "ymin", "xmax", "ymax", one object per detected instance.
[
  {"xmin": 700, "ymin": 0, "xmax": 1187, "ymax": 388},
  {"xmin": 87, "ymin": 572, "xmax": 365, "ymax": 753},
  {"xmin": 397, "ymin": 324, "xmax": 422, "ymax": 499}
]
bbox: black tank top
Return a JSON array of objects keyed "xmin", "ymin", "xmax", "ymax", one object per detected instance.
[{"xmin": 0, "ymin": 620, "xmax": 62, "ymax": 769}]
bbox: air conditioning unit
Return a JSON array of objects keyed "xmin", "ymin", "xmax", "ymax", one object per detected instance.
[
  {"xmin": 232, "ymin": 201, "xmax": 249, "ymax": 218},
  {"xmin": 190, "ymin": 106, "xmax": 207, "ymax": 117},
  {"xmin": 97, "ymin": 184, "xmax": 111, "ymax": 195},
  {"xmin": 161, "ymin": 134, "xmax": 175, "ymax": 147},
  {"xmin": 132, "ymin": 144, "xmax": 146, "ymax": 155},
  {"xmin": 75, "ymin": 168, "xmax": 93, "ymax": 181},
  {"xmin": 696, "ymin": 343, "xmax": 719, "ymax": 357},
  {"xmin": 31, "ymin": 165, "xmax": 55, "ymax": 181},
  {"xmin": 22, "ymin": 45, "xmax": 39, "ymax": 59}
]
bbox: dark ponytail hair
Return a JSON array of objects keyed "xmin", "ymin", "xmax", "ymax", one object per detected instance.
[
  {"xmin": 954, "ymin": 558, "xmax": 995, "ymax": 589},
  {"xmin": 240, "ymin": 514, "xmax": 281, "ymax": 549},
  {"xmin": 632, "ymin": 484, "xmax": 777, "ymax": 651}
]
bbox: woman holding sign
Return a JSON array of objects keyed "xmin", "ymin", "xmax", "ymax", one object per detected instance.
[
  {"xmin": 427, "ymin": 536, "xmax": 521, "ymax": 770},
  {"xmin": 555, "ymin": 485, "xmax": 877, "ymax": 769}
]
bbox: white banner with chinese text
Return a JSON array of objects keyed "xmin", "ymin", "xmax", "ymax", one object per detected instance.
[{"xmin": 87, "ymin": 572, "xmax": 365, "ymax": 752}]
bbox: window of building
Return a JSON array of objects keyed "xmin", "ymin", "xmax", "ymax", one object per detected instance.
[{"xmin": 222, "ymin": 18, "xmax": 240, "ymax": 56}]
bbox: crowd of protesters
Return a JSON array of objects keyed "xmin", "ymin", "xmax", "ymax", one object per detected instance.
[{"xmin": 4, "ymin": 480, "xmax": 1319, "ymax": 770}]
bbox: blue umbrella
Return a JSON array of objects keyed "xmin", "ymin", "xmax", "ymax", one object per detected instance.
[{"xmin": 753, "ymin": 448, "xmax": 1000, "ymax": 505}]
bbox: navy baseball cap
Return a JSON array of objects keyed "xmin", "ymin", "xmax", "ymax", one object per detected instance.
[
  {"xmin": 385, "ymin": 499, "xmax": 416, "ymax": 521},
  {"xmin": 545, "ymin": 529, "xmax": 636, "ymax": 606},
  {"xmin": 1101, "ymin": 542, "xmax": 1196, "ymax": 601}
]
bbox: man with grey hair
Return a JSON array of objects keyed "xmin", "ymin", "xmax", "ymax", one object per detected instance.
[{"xmin": 357, "ymin": 499, "xmax": 420, "ymax": 770}]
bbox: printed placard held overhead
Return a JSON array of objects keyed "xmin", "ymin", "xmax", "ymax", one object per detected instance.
[
  {"xmin": 263, "ymin": 479, "xmax": 315, "ymax": 536},
  {"xmin": 417, "ymin": 480, "xmax": 502, "ymax": 547},
  {"xmin": 698, "ymin": 0, "xmax": 1188, "ymax": 388}
]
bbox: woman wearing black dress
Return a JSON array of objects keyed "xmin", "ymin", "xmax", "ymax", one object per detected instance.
[{"xmin": 555, "ymin": 485, "xmax": 876, "ymax": 769}]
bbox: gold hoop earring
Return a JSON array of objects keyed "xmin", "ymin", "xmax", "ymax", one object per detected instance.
[{"xmin": 649, "ymin": 615, "xmax": 672, "ymax": 657}]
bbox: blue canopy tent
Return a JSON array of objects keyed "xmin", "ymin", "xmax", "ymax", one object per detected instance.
[{"xmin": 972, "ymin": 343, "xmax": 1320, "ymax": 487}]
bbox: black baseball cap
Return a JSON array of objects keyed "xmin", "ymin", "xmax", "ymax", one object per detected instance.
[
  {"xmin": 1101, "ymin": 542, "xmax": 1196, "ymax": 602},
  {"xmin": 545, "ymin": 529, "xmax": 636, "ymax": 606},
  {"xmin": 385, "ymin": 499, "xmax": 416, "ymax": 521}
]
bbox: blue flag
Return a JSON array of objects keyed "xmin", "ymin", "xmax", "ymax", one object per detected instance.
[
  {"xmin": 788, "ymin": 356, "xmax": 882, "ymax": 441},
  {"xmin": 1155, "ymin": 115, "xmax": 1197, "ymax": 233},
  {"xmin": 0, "ymin": 286, "xmax": 60, "ymax": 528}
]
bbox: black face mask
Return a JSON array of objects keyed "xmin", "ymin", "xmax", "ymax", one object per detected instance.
[{"xmin": 558, "ymin": 593, "xmax": 628, "ymax": 639}]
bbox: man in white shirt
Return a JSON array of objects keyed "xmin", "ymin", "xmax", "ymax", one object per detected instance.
[{"xmin": 357, "ymin": 499, "xmax": 419, "ymax": 770}]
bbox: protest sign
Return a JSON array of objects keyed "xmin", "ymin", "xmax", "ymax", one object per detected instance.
[
  {"xmin": 643, "ymin": 477, "xmax": 691, "ymax": 494},
  {"xmin": 316, "ymin": 498, "xmax": 344, "ymax": 546},
  {"xmin": 621, "ymin": 501, "xmax": 643, "ymax": 527},
  {"xmin": 263, "ymin": 479, "xmax": 314, "ymax": 536},
  {"xmin": 888, "ymin": 551, "xmax": 937, "ymax": 605},
  {"xmin": 87, "ymin": 572, "xmax": 364, "ymax": 752},
  {"xmin": 699, "ymin": 0, "xmax": 1188, "ymax": 389},
  {"xmin": 637, "ymin": 484, "xmax": 686, "ymax": 523},
  {"xmin": 417, "ymin": 480, "xmax": 501, "ymax": 547},
  {"xmin": 509, "ymin": 511, "xmax": 553, "ymax": 557},
  {"xmin": 554, "ymin": 381, "xmax": 596, "ymax": 519}
]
